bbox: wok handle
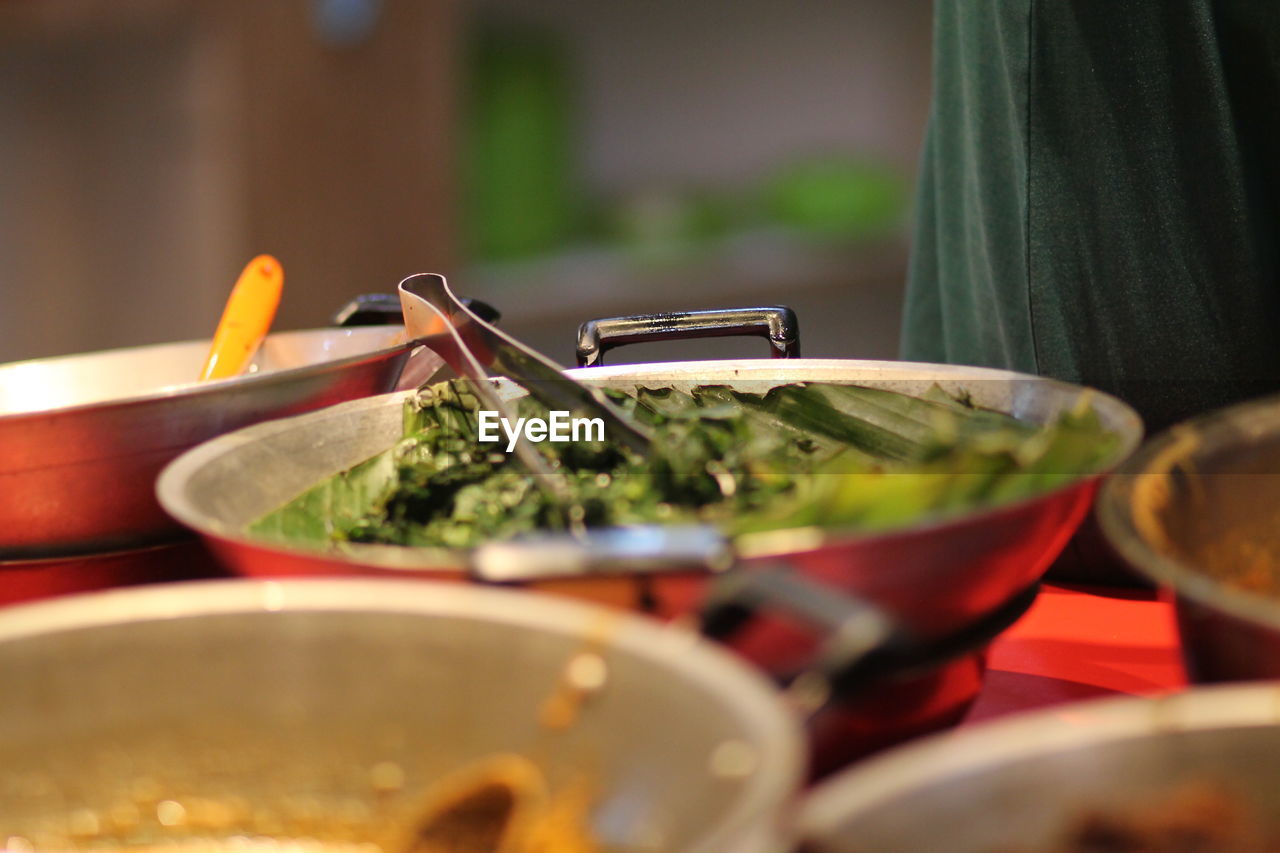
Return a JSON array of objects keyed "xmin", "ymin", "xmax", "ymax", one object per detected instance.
[
  {"xmin": 332, "ymin": 294, "xmax": 502, "ymax": 327},
  {"xmin": 471, "ymin": 525, "xmax": 732, "ymax": 584},
  {"xmin": 700, "ymin": 571, "xmax": 1038, "ymax": 712},
  {"xmin": 699, "ymin": 568, "xmax": 910, "ymax": 711},
  {"xmin": 576, "ymin": 306, "xmax": 800, "ymax": 367}
]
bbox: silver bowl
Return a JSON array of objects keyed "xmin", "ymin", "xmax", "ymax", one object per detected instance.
[
  {"xmin": 0, "ymin": 325, "xmax": 435, "ymax": 561},
  {"xmin": 0, "ymin": 578, "xmax": 803, "ymax": 852},
  {"xmin": 800, "ymin": 684, "xmax": 1280, "ymax": 851}
]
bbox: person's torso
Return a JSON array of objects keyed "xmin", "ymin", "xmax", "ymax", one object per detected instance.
[{"xmin": 903, "ymin": 0, "xmax": 1280, "ymax": 431}]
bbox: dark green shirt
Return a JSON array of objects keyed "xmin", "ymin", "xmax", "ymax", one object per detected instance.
[{"xmin": 903, "ymin": 1, "xmax": 1280, "ymax": 432}]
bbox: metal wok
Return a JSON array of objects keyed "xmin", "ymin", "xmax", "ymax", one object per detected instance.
[
  {"xmin": 158, "ymin": 358, "xmax": 1142, "ymax": 639},
  {"xmin": 0, "ymin": 578, "xmax": 803, "ymax": 852},
  {"xmin": 0, "ymin": 323, "xmax": 435, "ymax": 562},
  {"xmin": 1098, "ymin": 392, "xmax": 1280, "ymax": 682},
  {"xmin": 798, "ymin": 684, "xmax": 1280, "ymax": 851}
]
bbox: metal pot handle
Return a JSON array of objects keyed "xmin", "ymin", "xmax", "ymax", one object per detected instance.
[
  {"xmin": 701, "ymin": 569, "xmax": 1038, "ymax": 715},
  {"xmin": 700, "ymin": 569, "xmax": 904, "ymax": 714},
  {"xmin": 332, "ymin": 293, "xmax": 502, "ymax": 327},
  {"xmin": 575, "ymin": 306, "xmax": 800, "ymax": 367},
  {"xmin": 476, "ymin": 526, "xmax": 1035, "ymax": 714}
]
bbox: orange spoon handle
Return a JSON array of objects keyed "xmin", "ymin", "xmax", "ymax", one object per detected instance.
[{"xmin": 200, "ymin": 255, "xmax": 284, "ymax": 381}]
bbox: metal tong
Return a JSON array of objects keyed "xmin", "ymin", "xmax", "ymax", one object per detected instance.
[{"xmin": 397, "ymin": 274, "xmax": 651, "ymax": 507}]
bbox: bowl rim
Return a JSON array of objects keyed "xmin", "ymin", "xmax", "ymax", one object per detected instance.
[{"xmin": 0, "ymin": 325, "xmax": 416, "ymax": 423}]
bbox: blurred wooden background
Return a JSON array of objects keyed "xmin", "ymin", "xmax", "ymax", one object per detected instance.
[
  {"xmin": 0, "ymin": 0, "xmax": 456, "ymax": 362},
  {"xmin": 0, "ymin": 0, "xmax": 931, "ymax": 365}
]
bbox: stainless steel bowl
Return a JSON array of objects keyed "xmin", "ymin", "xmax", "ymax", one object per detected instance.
[
  {"xmin": 0, "ymin": 578, "xmax": 803, "ymax": 852},
  {"xmin": 0, "ymin": 325, "xmax": 437, "ymax": 561},
  {"xmin": 799, "ymin": 684, "xmax": 1280, "ymax": 851},
  {"xmin": 1099, "ymin": 392, "xmax": 1280, "ymax": 681},
  {"xmin": 158, "ymin": 359, "xmax": 1142, "ymax": 638}
]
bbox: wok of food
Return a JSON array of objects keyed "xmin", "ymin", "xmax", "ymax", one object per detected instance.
[
  {"xmin": 0, "ymin": 580, "xmax": 801, "ymax": 852},
  {"xmin": 1095, "ymin": 392, "xmax": 1280, "ymax": 683},
  {"xmin": 806, "ymin": 782, "xmax": 1279, "ymax": 852},
  {"xmin": 1103, "ymin": 394, "xmax": 1280, "ymax": 599},
  {"xmin": 249, "ymin": 377, "xmax": 1118, "ymax": 552},
  {"xmin": 1032, "ymin": 781, "xmax": 1279, "ymax": 853},
  {"xmin": 798, "ymin": 684, "xmax": 1280, "ymax": 853}
]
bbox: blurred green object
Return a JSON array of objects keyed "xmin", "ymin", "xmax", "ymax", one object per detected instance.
[
  {"xmin": 463, "ymin": 25, "xmax": 576, "ymax": 262},
  {"xmin": 603, "ymin": 188, "xmax": 736, "ymax": 265},
  {"xmin": 763, "ymin": 157, "xmax": 909, "ymax": 241}
]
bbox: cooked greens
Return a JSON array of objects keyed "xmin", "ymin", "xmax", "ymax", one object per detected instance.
[{"xmin": 249, "ymin": 379, "xmax": 1117, "ymax": 550}]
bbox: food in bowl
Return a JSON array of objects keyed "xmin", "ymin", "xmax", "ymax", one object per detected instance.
[
  {"xmin": 249, "ymin": 378, "xmax": 1118, "ymax": 550},
  {"xmin": 1035, "ymin": 781, "xmax": 1275, "ymax": 853},
  {"xmin": 1125, "ymin": 426, "xmax": 1280, "ymax": 599},
  {"xmin": 19, "ymin": 753, "xmax": 598, "ymax": 853},
  {"xmin": 816, "ymin": 782, "xmax": 1276, "ymax": 853},
  {"xmin": 1187, "ymin": 524, "xmax": 1280, "ymax": 598},
  {"xmin": 3, "ymin": 580, "xmax": 800, "ymax": 852}
]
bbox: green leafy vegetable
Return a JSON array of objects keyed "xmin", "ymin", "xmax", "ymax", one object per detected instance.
[{"xmin": 249, "ymin": 380, "xmax": 1118, "ymax": 549}]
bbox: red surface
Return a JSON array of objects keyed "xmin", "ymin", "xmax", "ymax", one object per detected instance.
[{"xmin": 966, "ymin": 583, "xmax": 1185, "ymax": 723}]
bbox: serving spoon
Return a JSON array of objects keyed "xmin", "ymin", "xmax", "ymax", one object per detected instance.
[{"xmin": 200, "ymin": 255, "xmax": 284, "ymax": 381}]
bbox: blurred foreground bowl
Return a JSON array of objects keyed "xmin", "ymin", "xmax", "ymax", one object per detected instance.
[
  {"xmin": 0, "ymin": 578, "xmax": 803, "ymax": 852},
  {"xmin": 800, "ymin": 684, "xmax": 1280, "ymax": 852}
]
